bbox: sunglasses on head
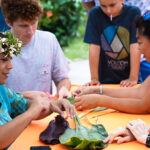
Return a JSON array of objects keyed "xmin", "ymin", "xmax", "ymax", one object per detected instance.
[{"xmin": 144, "ymin": 11, "xmax": 150, "ymax": 21}]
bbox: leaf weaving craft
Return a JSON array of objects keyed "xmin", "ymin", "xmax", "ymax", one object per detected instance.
[{"xmin": 59, "ymin": 97, "xmax": 108, "ymax": 149}]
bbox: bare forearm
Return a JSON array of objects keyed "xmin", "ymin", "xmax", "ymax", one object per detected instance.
[
  {"xmin": 129, "ymin": 43, "xmax": 140, "ymax": 80},
  {"xmin": 102, "ymin": 86, "xmax": 141, "ymax": 98},
  {"xmin": 89, "ymin": 86, "xmax": 141, "ymax": 99},
  {"xmin": 89, "ymin": 44, "xmax": 100, "ymax": 81},
  {"xmin": 94, "ymin": 94, "xmax": 149, "ymax": 114},
  {"xmin": 56, "ymin": 78, "xmax": 71, "ymax": 92},
  {"xmin": 0, "ymin": 111, "xmax": 33, "ymax": 149}
]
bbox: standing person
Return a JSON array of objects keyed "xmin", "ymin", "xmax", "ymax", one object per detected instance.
[
  {"xmin": 0, "ymin": 31, "xmax": 75, "ymax": 150},
  {"xmin": 84, "ymin": 0, "xmax": 141, "ymax": 87},
  {"xmin": 1, "ymin": 0, "xmax": 71, "ymax": 99},
  {"xmin": 81, "ymin": 0, "xmax": 149, "ymax": 13},
  {"xmin": 0, "ymin": 0, "xmax": 10, "ymax": 31},
  {"xmin": 82, "ymin": 0, "xmax": 150, "ymax": 82}
]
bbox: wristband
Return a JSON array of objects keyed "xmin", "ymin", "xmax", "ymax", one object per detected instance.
[
  {"xmin": 99, "ymin": 86, "xmax": 103, "ymax": 94},
  {"xmin": 146, "ymin": 133, "xmax": 150, "ymax": 147}
]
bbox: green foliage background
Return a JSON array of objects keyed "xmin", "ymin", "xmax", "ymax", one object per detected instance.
[{"xmin": 39, "ymin": 0, "xmax": 86, "ymax": 47}]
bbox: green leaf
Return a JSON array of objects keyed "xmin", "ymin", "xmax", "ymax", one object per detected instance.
[
  {"xmin": 59, "ymin": 124, "xmax": 108, "ymax": 149},
  {"xmin": 60, "ymin": 97, "xmax": 108, "ymax": 149},
  {"xmin": 89, "ymin": 107, "xmax": 107, "ymax": 113},
  {"xmin": 66, "ymin": 97, "xmax": 75, "ymax": 104}
]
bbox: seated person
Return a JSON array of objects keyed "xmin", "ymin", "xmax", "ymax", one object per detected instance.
[
  {"xmin": 103, "ymin": 11, "xmax": 150, "ymax": 148},
  {"xmin": 73, "ymin": 11, "xmax": 150, "ymax": 114},
  {"xmin": 84, "ymin": 0, "xmax": 141, "ymax": 87},
  {"xmin": 1, "ymin": 0, "xmax": 71, "ymax": 99},
  {"xmin": 0, "ymin": 31, "xmax": 75, "ymax": 149}
]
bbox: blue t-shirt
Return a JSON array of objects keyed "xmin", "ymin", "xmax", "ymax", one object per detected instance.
[
  {"xmin": 84, "ymin": 5, "xmax": 141, "ymax": 84},
  {"xmin": 0, "ymin": 85, "xmax": 28, "ymax": 150},
  {"xmin": 0, "ymin": 8, "xmax": 10, "ymax": 32}
]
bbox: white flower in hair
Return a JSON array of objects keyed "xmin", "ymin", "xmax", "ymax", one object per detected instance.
[
  {"xmin": 1, "ymin": 38, "xmax": 6, "ymax": 42},
  {"xmin": 10, "ymin": 45, "xmax": 16, "ymax": 51},
  {"xmin": 18, "ymin": 42, "xmax": 22, "ymax": 48},
  {"xmin": 0, "ymin": 31, "xmax": 23, "ymax": 57},
  {"xmin": 10, "ymin": 51, "xmax": 15, "ymax": 58},
  {"xmin": 0, "ymin": 48, "xmax": 5, "ymax": 53}
]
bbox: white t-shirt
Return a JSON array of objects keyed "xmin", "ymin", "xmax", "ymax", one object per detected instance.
[{"xmin": 6, "ymin": 30, "xmax": 69, "ymax": 93}]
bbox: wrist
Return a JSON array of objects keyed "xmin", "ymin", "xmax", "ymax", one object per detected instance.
[
  {"xmin": 129, "ymin": 75, "xmax": 138, "ymax": 81},
  {"xmin": 92, "ymin": 86, "xmax": 101, "ymax": 94},
  {"xmin": 146, "ymin": 133, "xmax": 150, "ymax": 147},
  {"xmin": 24, "ymin": 110, "xmax": 34, "ymax": 122},
  {"xmin": 91, "ymin": 77, "xmax": 99, "ymax": 82}
]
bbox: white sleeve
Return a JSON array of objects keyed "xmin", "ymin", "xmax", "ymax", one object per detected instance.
[{"xmin": 51, "ymin": 35, "xmax": 70, "ymax": 83}]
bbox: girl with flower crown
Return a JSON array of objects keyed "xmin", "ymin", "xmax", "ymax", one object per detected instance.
[{"xmin": 0, "ymin": 31, "xmax": 75, "ymax": 150}]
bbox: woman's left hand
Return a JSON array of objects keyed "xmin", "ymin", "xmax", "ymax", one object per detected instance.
[
  {"xmin": 127, "ymin": 119, "xmax": 149, "ymax": 144},
  {"xmin": 74, "ymin": 94, "xmax": 99, "ymax": 110}
]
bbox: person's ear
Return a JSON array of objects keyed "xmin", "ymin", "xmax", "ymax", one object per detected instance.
[{"xmin": 5, "ymin": 19, "xmax": 12, "ymax": 28}]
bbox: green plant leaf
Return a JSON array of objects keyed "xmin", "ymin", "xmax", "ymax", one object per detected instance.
[
  {"xmin": 60, "ymin": 97, "xmax": 108, "ymax": 149},
  {"xmin": 89, "ymin": 107, "xmax": 107, "ymax": 113},
  {"xmin": 66, "ymin": 97, "xmax": 75, "ymax": 105},
  {"xmin": 59, "ymin": 124, "xmax": 108, "ymax": 149}
]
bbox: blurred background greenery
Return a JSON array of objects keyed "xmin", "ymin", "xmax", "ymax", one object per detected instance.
[{"xmin": 39, "ymin": 0, "xmax": 89, "ymax": 60}]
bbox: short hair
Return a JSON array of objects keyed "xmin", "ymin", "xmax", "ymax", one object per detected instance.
[
  {"xmin": 136, "ymin": 11, "xmax": 150, "ymax": 40},
  {"xmin": 1, "ymin": 0, "xmax": 43, "ymax": 24}
]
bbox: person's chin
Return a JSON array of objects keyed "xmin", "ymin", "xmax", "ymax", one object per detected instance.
[{"xmin": 0, "ymin": 80, "xmax": 6, "ymax": 85}]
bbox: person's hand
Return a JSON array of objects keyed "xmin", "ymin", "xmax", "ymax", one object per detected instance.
[
  {"xmin": 50, "ymin": 99, "xmax": 76, "ymax": 119},
  {"xmin": 120, "ymin": 78, "xmax": 137, "ymax": 87},
  {"xmin": 27, "ymin": 96, "xmax": 51, "ymax": 120},
  {"xmin": 72, "ymin": 86, "xmax": 98, "ymax": 97},
  {"xmin": 84, "ymin": 79, "xmax": 100, "ymax": 86},
  {"xmin": 74, "ymin": 94, "xmax": 99, "ymax": 110},
  {"xmin": 103, "ymin": 127, "xmax": 135, "ymax": 144},
  {"xmin": 58, "ymin": 86, "xmax": 71, "ymax": 99},
  {"xmin": 127, "ymin": 119, "xmax": 149, "ymax": 144}
]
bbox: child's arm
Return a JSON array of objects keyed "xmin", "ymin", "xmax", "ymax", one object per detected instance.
[
  {"xmin": 88, "ymin": 44, "xmax": 101, "ymax": 85},
  {"xmin": 120, "ymin": 43, "xmax": 140, "ymax": 87}
]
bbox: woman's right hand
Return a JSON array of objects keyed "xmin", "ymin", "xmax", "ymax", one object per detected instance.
[{"xmin": 72, "ymin": 86, "xmax": 99, "ymax": 97}]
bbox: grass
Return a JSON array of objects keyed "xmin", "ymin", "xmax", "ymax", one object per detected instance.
[{"xmin": 63, "ymin": 24, "xmax": 89, "ymax": 61}]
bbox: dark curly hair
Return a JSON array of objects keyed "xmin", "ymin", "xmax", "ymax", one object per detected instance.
[
  {"xmin": 1, "ymin": 0, "xmax": 43, "ymax": 25},
  {"xmin": 136, "ymin": 11, "xmax": 150, "ymax": 40}
]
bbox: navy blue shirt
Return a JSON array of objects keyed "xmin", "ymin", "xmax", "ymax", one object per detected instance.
[
  {"xmin": 84, "ymin": 5, "xmax": 141, "ymax": 84},
  {"xmin": 0, "ymin": 8, "xmax": 10, "ymax": 32}
]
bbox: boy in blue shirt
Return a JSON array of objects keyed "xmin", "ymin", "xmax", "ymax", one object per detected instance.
[{"xmin": 84, "ymin": 0, "xmax": 141, "ymax": 87}]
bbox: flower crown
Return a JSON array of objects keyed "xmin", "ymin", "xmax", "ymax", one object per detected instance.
[{"xmin": 0, "ymin": 31, "xmax": 23, "ymax": 57}]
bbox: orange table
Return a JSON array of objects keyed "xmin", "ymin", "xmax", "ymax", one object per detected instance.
[{"xmin": 9, "ymin": 84, "xmax": 150, "ymax": 150}]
